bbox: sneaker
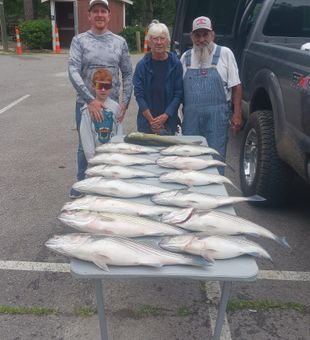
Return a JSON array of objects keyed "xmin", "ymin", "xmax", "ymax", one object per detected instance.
[{"xmin": 69, "ymin": 187, "xmax": 84, "ymax": 199}]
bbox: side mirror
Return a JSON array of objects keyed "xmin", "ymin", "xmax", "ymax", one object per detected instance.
[{"xmin": 173, "ymin": 41, "xmax": 181, "ymax": 58}]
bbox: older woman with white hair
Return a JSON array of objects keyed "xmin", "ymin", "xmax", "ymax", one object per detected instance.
[{"xmin": 133, "ymin": 21, "xmax": 183, "ymax": 135}]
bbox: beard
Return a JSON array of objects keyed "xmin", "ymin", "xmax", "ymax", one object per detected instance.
[{"xmin": 193, "ymin": 42, "xmax": 214, "ymax": 66}]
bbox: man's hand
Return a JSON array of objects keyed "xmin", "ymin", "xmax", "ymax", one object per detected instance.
[
  {"xmin": 88, "ymin": 99, "xmax": 103, "ymax": 122},
  {"xmin": 230, "ymin": 112, "xmax": 243, "ymax": 134},
  {"xmin": 151, "ymin": 113, "xmax": 168, "ymax": 133},
  {"xmin": 117, "ymin": 104, "xmax": 127, "ymax": 123}
]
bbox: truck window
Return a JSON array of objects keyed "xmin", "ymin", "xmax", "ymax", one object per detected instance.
[
  {"xmin": 263, "ymin": 0, "xmax": 310, "ymax": 37},
  {"xmin": 183, "ymin": 0, "xmax": 241, "ymax": 35}
]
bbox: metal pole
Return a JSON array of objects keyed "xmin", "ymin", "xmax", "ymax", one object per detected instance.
[
  {"xmin": 0, "ymin": 1, "xmax": 9, "ymax": 51},
  {"xmin": 212, "ymin": 281, "xmax": 232, "ymax": 340},
  {"xmin": 95, "ymin": 279, "xmax": 109, "ymax": 340}
]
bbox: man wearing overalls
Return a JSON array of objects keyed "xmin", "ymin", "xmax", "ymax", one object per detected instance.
[{"xmin": 180, "ymin": 16, "xmax": 242, "ymax": 174}]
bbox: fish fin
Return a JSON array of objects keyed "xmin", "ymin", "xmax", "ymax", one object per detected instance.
[
  {"xmin": 189, "ymin": 255, "xmax": 213, "ymax": 267},
  {"xmin": 276, "ymin": 237, "xmax": 291, "ymax": 248},
  {"xmin": 148, "ymin": 263, "xmax": 163, "ymax": 268},
  {"xmin": 200, "ymin": 252, "xmax": 215, "ymax": 263},
  {"xmin": 247, "ymin": 252, "xmax": 273, "ymax": 263},
  {"xmin": 92, "ymin": 255, "xmax": 110, "ymax": 271},
  {"xmin": 248, "ymin": 195, "xmax": 266, "ymax": 201}
]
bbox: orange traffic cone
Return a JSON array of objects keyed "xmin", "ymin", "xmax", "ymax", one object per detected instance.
[
  {"xmin": 143, "ymin": 30, "xmax": 149, "ymax": 54},
  {"xmin": 15, "ymin": 26, "xmax": 22, "ymax": 55},
  {"xmin": 55, "ymin": 24, "xmax": 61, "ymax": 54}
]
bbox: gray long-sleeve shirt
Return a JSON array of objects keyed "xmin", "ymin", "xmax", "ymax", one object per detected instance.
[{"xmin": 68, "ymin": 30, "xmax": 133, "ymax": 106}]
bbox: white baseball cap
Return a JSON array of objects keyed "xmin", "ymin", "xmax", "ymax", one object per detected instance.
[
  {"xmin": 88, "ymin": 0, "xmax": 110, "ymax": 11},
  {"xmin": 192, "ymin": 16, "xmax": 213, "ymax": 32}
]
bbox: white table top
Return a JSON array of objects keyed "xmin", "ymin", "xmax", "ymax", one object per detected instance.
[{"xmin": 70, "ymin": 135, "xmax": 258, "ymax": 282}]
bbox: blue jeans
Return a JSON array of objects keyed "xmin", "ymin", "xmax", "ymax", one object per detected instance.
[{"xmin": 75, "ymin": 102, "xmax": 88, "ymax": 181}]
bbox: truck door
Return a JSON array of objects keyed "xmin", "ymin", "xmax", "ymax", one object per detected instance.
[{"xmin": 172, "ymin": 0, "xmax": 248, "ymax": 56}]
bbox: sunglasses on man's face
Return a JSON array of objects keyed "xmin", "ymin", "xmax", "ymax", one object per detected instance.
[{"xmin": 95, "ymin": 81, "xmax": 112, "ymax": 90}]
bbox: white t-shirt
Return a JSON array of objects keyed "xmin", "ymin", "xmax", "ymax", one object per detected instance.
[
  {"xmin": 180, "ymin": 43, "xmax": 241, "ymax": 101},
  {"xmin": 80, "ymin": 97, "xmax": 122, "ymax": 161}
]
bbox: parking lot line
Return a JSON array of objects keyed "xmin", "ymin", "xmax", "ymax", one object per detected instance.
[{"xmin": 0, "ymin": 94, "xmax": 30, "ymax": 115}]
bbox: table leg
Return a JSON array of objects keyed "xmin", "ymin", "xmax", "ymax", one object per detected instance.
[
  {"xmin": 95, "ymin": 279, "xmax": 109, "ymax": 340},
  {"xmin": 212, "ymin": 281, "xmax": 232, "ymax": 340}
]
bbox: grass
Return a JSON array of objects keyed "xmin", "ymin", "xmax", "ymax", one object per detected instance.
[
  {"xmin": 136, "ymin": 304, "xmax": 163, "ymax": 317},
  {"xmin": 74, "ymin": 306, "xmax": 97, "ymax": 317},
  {"xmin": 227, "ymin": 299, "xmax": 308, "ymax": 314},
  {"xmin": 176, "ymin": 305, "xmax": 191, "ymax": 317},
  {"xmin": 0, "ymin": 305, "xmax": 58, "ymax": 316}
]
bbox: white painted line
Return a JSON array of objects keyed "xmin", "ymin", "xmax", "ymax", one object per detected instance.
[
  {"xmin": 0, "ymin": 260, "xmax": 70, "ymax": 273},
  {"xmin": 0, "ymin": 94, "xmax": 31, "ymax": 115},
  {"xmin": 205, "ymin": 281, "xmax": 232, "ymax": 340},
  {"xmin": 258, "ymin": 270, "xmax": 310, "ymax": 281}
]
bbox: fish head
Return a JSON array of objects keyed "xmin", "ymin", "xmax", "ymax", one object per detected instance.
[
  {"xmin": 72, "ymin": 177, "xmax": 102, "ymax": 191},
  {"xmin": 45, "ymin": 233, "xmax": 88, "ymax": 255},
  {"xmin": 58, "ymin": 210, "xmax": 94, "ymax": 227},
  {"xmin": 61, "ymin": 195, "xmax": 96, "ymax": 211},
  {"xmin": 159, "ymin": 235, "xmax": 194, "ymax": 252},
  {"xmin": 151, "ymin": 190, "xmax": 180, "ymax": 204}
]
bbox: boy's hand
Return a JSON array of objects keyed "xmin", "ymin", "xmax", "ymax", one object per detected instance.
[{"xmin": 88, "ymin": 99, "xmax": 103, "ymax": 122}]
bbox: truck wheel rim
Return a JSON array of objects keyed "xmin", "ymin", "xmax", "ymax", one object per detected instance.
[{"xmin": 243, "ymin": 128, "xmax": 258, "ymax": 185}]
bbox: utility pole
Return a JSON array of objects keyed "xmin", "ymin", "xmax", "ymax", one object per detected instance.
[{"xmin": 0, "ymin": 0, "xmax": 8, "ymax": 51}]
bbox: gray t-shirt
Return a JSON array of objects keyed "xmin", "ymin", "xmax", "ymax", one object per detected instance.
[{"xmin": 68, "ymin": 30, "xmax": 133, "ymax": 106}]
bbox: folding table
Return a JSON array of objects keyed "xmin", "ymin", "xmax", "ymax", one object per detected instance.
[{"xmin": 70, "ymin": 135, "xmax": 258, "ymax": 340}]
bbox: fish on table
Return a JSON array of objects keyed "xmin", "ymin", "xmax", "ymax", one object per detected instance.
[
  {"xmin": 159, "ymin": 170, "xmax": 239, "ymax": 190},
  {"xmin": 124, "ymin": 132, "xmax": 202, "ymax": 147},
  {"xmin": 95, "ymin": 142, "xmax": 158, "ymax": 154},
  {"xmin": 72, "ymin": 177, "xmax": 170, "ymax": 198},
  {"xmin": 160, "ymin": 145, "xmax": 220, "ymax": 157},
  {"xmin": 58, "ymin": 210, "xmax": 188, "ymax": 237},
  {"xmin": 88, "ymin": 153, "xmax": 155, "ymax": 166},
  {"xmin": 61, "ymin": 195, "xmax": 193, "ymax": 224},
  {"xmin": 85, "ymin": 165, "xmax": 158, "ymax": 179},
  {"xmin": 162, "ymin": 209, "xmax": 289, "ymax": 247},
  {"xmin": 159, "ymin": 234, "xmax": 273, "ymax": 262},
  {"xmin": 151, "ymin": 189, "xmax": 265, "ymax": 210},
  {"xmin": 156, "ymin": 156, "xmax": 227, "ymax": 170},
  {"xmin": 45, "ymin": 233, "xmax": 210, "ymax": 271}
]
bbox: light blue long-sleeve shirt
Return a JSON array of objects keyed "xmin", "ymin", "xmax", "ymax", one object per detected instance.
[{"xmin": 68, "ymin": 30, "xmax": 133, "ymax": 106}]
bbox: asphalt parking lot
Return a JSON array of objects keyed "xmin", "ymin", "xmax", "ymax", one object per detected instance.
[{"xmin": 0, "ymin": 51, "xmax": 309, "ymax": 340}]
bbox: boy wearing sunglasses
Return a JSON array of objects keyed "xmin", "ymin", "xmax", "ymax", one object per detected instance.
[{"xmin": 79, "ymin": 68, "xmax": 121, "ymax": 165}]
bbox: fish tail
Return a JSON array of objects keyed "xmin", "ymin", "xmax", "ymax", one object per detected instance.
[{"xmin": 275, "ymin": 236, "xmax": 291, "ymax": 248}]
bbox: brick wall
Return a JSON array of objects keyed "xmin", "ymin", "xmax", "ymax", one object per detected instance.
[{"xmin": 77, "ymin": 0, "xmax": 125, "ymax": 34}]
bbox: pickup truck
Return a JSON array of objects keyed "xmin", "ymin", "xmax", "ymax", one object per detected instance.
[{"xmin": 172, "ymin": 0, "xmax": 310, "ymax": 206}]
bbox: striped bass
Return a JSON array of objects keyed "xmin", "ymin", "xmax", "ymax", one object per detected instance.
[
  {"xmin": 88, "ymin": 153, "xmax": 155, "ymax": 166},
  {"xmin": 151, "ymin": 189, "xmax": 265, "ymax": 210},
  {"xmin": 85, "ymin": 165, "xmax": 158, "ymax": 179},
  {"xmin": 45, "ymin": 233, "xmax": 209, "ymax": 271},
  {"xmin": 72, "ymin": 177, "xmax": 169, "ymax": 198},
  {"xmin": 95, "ymin": 142, "xmax": 158, "ymax": 154},
  {"xmin": 58, "ymin": 210, "xmax": 187, "ymax": 237},
  {"xmin": 162, "ymin": 210, "xmax": 289, "ymax": 247},
  {"xmin": 160, "ymin": 145, "xmax": 220, "ymax": 157},
  {"xmin": 124, "ymin": 132, "xmax": 202, "ymax": 147},
  {"xmin": 159, "ymin": 170, "xmax": 239, "ymax": 190},
  {"xmin": 156, "ymin": 156, "xmax": 227, "ymax": 170},
  {"xmin": 61, "ymin": 196, "xmax": 193, "ymax": 224},
  {"xmin": 159, "ymin": 234, "xmax": 272, "ymax": 262}
]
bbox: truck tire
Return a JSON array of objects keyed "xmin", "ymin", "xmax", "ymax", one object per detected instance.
[{"xmin": 239, "ymin": 110, "xmax": 293, "ymax": 206}]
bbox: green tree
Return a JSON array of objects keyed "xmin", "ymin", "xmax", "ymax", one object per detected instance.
[{"xmin": 127, "ymin": 0, "xmax": 175, "ymax": 29}]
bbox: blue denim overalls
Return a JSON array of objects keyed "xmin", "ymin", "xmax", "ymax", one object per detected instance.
[{"xmin": 182, "ymin": 46, "xmax": 231, "ymax": 174}]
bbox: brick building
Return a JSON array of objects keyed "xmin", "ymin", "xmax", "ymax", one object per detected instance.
[{"xmin": 41, "ymin": 0, "xmax": 133, "ymax": 50}]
